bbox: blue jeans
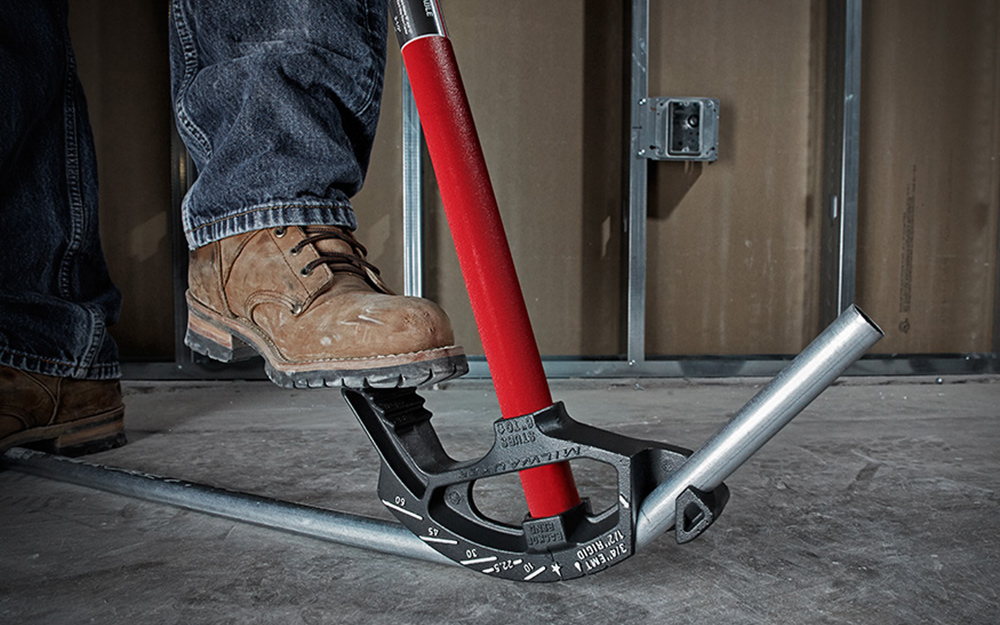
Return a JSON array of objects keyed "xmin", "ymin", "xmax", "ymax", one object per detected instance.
[{"xmin": 0, "ymin": 0, "xmax": 388, "ymax": 380}]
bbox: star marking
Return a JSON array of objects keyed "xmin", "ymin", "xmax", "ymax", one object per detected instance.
[{"xmin": 551, "ymin": 562, "xmax": 562, "ymax": 577}]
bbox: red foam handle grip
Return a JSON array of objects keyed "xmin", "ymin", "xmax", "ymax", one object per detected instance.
[{"xmin": 401, "ymin": 36, "xmax": 579, "ymax": 518}]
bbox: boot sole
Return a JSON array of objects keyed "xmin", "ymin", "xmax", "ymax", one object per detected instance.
[
  {"xmin": 185, "ymin": 293, "xmax": 469, "ymax": 389},
  {"xmin": 1, "ymin": 407, "xmax": 127, "ymax": 457}
]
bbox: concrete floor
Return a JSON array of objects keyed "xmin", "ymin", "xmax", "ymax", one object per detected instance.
[{"xmin": 1, "ymin": 376, "xmax": 998, "ymax": 624}]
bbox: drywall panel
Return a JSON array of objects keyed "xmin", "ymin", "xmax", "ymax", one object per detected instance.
[
  {"xmin": 69, "ymin": 1, "xmax": 175, "ymax": 360},
  {"xmin": 358, "ymin": 1, "xmax": 625, "ymax": 358},
  {"xmin": 351, "ymin": 43, "xmax": 406, "ymax": 298},
  {"xmin": 63, "ymin": 0, "xmax": 1000, "ymax": 367},
  {"xmin": 645, "ymin": 0, "xmax": 825, "ymax": 355},
  {"xmin": 856, "ymin": 0, "xmax": 1000, "ymax": 354}
]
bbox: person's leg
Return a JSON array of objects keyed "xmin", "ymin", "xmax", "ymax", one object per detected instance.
[
  {"xmin": 0, "ymin": 0, "xmax": 125, "ymax": 454},
  {"xmin": 169, "ymin": 0, "xmax": 466, "ymax": 388}
]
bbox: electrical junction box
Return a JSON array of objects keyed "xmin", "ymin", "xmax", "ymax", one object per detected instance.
[{"xmin": 638, "ymin": 97, "xmax": 719, "ymax": 162}]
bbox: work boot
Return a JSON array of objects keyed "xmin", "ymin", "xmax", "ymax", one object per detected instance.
[
  {"xmin": 185, "ymin": 225, "xmax": 467, "ymax": 388},
  {"xmin": 0, "ymin": 365, "xmax": 127, "ymax": 456}
]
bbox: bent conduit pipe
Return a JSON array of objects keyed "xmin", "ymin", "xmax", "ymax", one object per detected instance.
[
  {"xmin": 636, "ymin": 305, "xmax": 884, "ymax": 547},
  {"xmin": 3, "ymin": 306, "xmax": 882, "ymax": 567}
]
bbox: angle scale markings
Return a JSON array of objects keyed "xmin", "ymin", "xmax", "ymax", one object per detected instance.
[
  {"xmin": 482, "ymin": 558, "xmax": 523, "ymax": 574},
  {"xmin": 460, "ymin": 555, "xmax": 498, "ymax": 566},
  {"xmin": 419, "ymin": 535, "xmax": 458, "ymax": 545},
  {"xmin": 523, "ymin": 566, "xmax": 547, "ymax": 581},
  {"xmin": 381, "ymin": 499, "xmax": 423, "ymax": 521}
]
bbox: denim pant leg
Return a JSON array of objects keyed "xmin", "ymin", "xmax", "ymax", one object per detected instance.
[
  {"xmin": 169, "ymin": 0, "xmax": 388, "ymax": 248},
  {"xmin": 0, "ymin": 0, "xmax": 122, "ymax": 380}
]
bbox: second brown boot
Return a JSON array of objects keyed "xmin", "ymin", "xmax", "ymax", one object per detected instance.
[
  {"xmin": 185, "ymin": 225, "xmax": 467, "ymax": 389},
  {"xmin": 0, "ymin": 365, "xmax": 126, "ymax": 455}
]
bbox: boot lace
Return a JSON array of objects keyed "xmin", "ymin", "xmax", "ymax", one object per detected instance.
[{"xmin": 288, "ymin": 226, "xmax": 386, "ymax": 290}]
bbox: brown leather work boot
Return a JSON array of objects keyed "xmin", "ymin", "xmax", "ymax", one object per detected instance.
[
  {"xmin": 0, "ymin": 365, "xmax": 126, "ymax": 455},
  {"xmin": 185, "ymin": 225, "xmax": 467, "ymax": 388}
]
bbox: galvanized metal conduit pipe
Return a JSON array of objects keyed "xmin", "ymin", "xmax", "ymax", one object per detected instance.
[
  {"xmin": 1, "ymin": 447, "xmax": 452, "ymax": 566},
  {"xmin": 635, "ymin": 305, "xmax": 883, "ymax": 548},
  {"xmin": 5, "ymin": 306, "xmax": 880, "ymax": 566}
]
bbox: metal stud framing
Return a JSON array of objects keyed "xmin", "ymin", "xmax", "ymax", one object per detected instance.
[
  {"xmin": 402, "ymin": 68, "xmax": 424, "ymax": 298},
  {"xmin": 626, "ymin": 0, "xmax": 651, "ymax": 369},
  {"xmin": 821, "ymin": 0, "xmax": 863, "ymax": 325}
]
